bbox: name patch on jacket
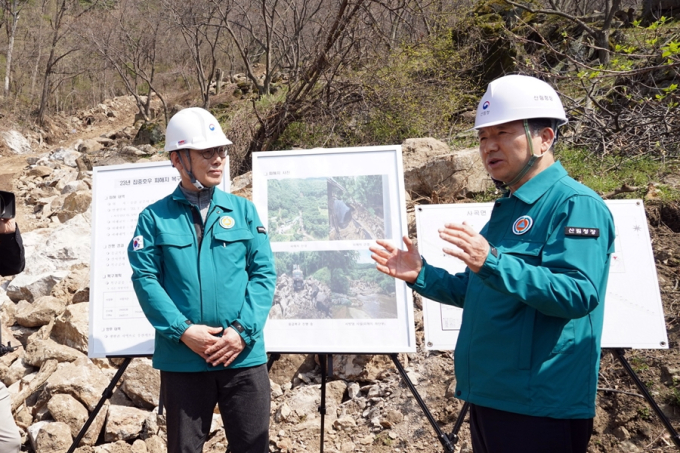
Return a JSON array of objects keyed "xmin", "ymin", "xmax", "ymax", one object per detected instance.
[
  {"xmin": 257, "ymin": 226, "xmax": 267, "ymax": 234},
  {"xmin": 564, "ymin": 227, "xmax": 600, "ymax": 237}
]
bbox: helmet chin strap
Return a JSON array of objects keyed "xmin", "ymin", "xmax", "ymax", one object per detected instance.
[
  {"xmin": 177, "ymin": 150, "xmax": 206, "ymax": 190},
  {"xmin": 498, "ymin": 119, "xmax": 549, "ymax": 191}
]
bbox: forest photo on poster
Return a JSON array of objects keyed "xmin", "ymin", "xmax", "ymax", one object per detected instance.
[{"xmin": 268, "ymin": 175, "xmax": 386, "ymax": 242}]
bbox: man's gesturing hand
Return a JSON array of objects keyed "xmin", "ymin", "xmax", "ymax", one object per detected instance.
[
  {"xmin": 438, "ymin": 222, "xmax": 489, "ymax": 273},
  {"xmin": 180, "ymin": 324, "xmax": 223, "ymax": 359},
  {"xmin": 369, "ymin": 236, "xmax": 422, "ymax": 284},
  {"xmin": 205, "ymin": 327, "xmax": 246, "ymax": 367}
]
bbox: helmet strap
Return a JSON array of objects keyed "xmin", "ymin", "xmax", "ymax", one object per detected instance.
[
  {"xmin": 498, "ymin": 120, "xmax": 543, "ymax": 191},
  {"xmin": 177, "ymin": 150, "xmax": 205, "ymax": 190}
]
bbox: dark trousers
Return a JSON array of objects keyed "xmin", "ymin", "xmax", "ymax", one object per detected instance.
[
  {"xmin": 161, "ymin": 364, "xmax": 270, "ymax": 453},
  {"xmin": 469, "ymin": 404, "xmax": 593, "ymax": 453}
]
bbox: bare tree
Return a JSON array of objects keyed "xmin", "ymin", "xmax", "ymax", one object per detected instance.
[
  {"xmin": 505, "ymin": 0, "xmax": 622, "ymax": 64},
  {"xmin": 37, "ymin": 0, "xmax": 99, "ymax": 125},
  {"xmin": 85, "ymin": 0, "xmax": 169, "ymax": 123},
  {"xmin": 2, "ymin": 0, "xmax": 28, "ymax": 98},
  {"xmin": 162, "ymin": 0, "xmax": 222, "ymax": 108}
]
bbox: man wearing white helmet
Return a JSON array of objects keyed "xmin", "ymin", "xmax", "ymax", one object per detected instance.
[
  {"xmin": 371, "ymin": 75, "xmax": 615, "ymax": 452},
  {"xmin": 129, "ymin": 107, "xmax": 276, "ymax": 453}
]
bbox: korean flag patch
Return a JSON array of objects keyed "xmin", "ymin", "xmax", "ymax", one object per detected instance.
[{"xmin": 132, "ymin": 235, "xmax": 144, "ymax": 251}]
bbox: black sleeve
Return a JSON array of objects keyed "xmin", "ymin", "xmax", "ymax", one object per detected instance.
[{"xmin": 0, "ymin": 225, "xmax": 25, "ymax": 276}]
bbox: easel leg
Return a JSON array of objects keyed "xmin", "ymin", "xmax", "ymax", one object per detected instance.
[
  {"xmin": 267, "ymin": 352, "xmax": 281, "ymax": 372},
  {"xmin": 67, "ymin": 357, "xmax": 133, "ymax": 453},
  {"xmin": 612, "ymin": 349, "xmax": 680, "ymax": 449},
  {"xmin": 318, "ymin": 354, "xmax": 331, "ymax": 453},
  {"xmin": 390, "ymin": 354, "xmax": 455, "ymax": 452}
]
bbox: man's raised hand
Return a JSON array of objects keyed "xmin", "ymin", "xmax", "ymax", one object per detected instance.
[{"xmin": 369, "ymin": 236, "xmax": 422, "ymax": 284}]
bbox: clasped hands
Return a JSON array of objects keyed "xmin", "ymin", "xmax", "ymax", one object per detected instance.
[
  {"xmin": 180, "ymin": 324, "xmax": 245, "ymax": 367},
  {"xmin": 369, "ymin": 222, "xmax": 490, "ymax": 282}
]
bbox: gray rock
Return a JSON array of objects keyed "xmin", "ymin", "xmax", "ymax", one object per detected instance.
[
  {"xmin": 3, "ymin": 130, "xmax": 32, "ymax": 154},
  {"xmin": 6, "ymin": 270, "xmax": 69, "ymax": 303},
  {"xmin": 58, "ymin": 191, "xmax": 92, "ymax": 223}
]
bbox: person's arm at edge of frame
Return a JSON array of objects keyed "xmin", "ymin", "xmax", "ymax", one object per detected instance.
[
  {"xmin": 370, "ymin": 235, "xmax": 469, "ymax": 309},
  {"xmin": 475, "ymin": 195, "xmax": 614, "ymax": 319},
  {"xmin": 0, "ymin": 219, "xmax": 25, "ymax": 277},
  {"xmin": 128, "ymin": 210, "xmax": 199, "ymax": 349}
]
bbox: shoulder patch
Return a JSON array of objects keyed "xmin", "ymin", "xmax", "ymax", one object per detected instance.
[
  {"xmin": 257, "ymin": 226, "xmax": 267, "ymax": 234},
  {"xmin": 132, "ymin": 235, "xmax": 144, "ymax": 250},
  {"xmin": 564, "ymin": 227, "xmax": 600, "ymax": 237}
]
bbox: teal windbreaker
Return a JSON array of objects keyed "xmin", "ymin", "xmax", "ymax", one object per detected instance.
[
  {"xmin": 128, "ymin": 185, "xmax": 276, "ymax": 372},
  {"xmin": 411, "ymin": 162, "xmax": 615, "ymax": 418}
]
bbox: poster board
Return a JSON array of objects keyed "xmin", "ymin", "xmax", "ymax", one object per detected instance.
[
  {"xmin": 88, "ymin": 160, "xmax": 230, "ymax": 358},
  {"xmin": 416, "ymin": 200, "xmax": 668, "ymax": 351},
  {"xmin": 253, "ymin": 146, "xmax": 416, "ymax": 353}
]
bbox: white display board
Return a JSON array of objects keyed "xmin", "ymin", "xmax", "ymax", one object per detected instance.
[
  {"xmin": 253, "ymin": 146, "xmax": 416, "ymax": 353},
  {"xmin": 88, "ymin": 160, "xmax": 230, "ymax": 358},
  {"xmin": 416, "ymin": 200, "xmax": 668, "ymax": 351}
]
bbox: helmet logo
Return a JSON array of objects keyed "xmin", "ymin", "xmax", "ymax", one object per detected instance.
[
  {"xmin": 512, "ymin": 216, "xmax": 533, "ymax": 235},
  {"xmin": 209, "ymin": 124, "xmax": 216, "ymax": 131},
  {"xmin": 482, "ymin": 101, "xmax": 490, "ymax": 110},
  {"xmin": 220, "ymin": 216, "xmax": 235, "ymax": 229},
  {"xmin": 178, "ymin": 140, "xmax": 187, "ymax": 146}
]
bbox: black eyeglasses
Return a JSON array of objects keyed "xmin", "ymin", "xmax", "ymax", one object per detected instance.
[{"xmin": 197, "ymin": 146, "xmax": 227, "ymax": 160}]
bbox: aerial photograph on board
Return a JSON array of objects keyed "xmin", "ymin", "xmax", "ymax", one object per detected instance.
[{"xmin": 267, "ymin": 175, "xmax": 388, "ymax": 242}]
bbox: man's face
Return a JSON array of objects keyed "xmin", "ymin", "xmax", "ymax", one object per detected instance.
[
  {"xmin": 477, "ymin": 120, "xmax": 532, "ymax": 184},
  {"xmin": 171, "ymin": 148, "xmax": 226, "ymax": 190}
]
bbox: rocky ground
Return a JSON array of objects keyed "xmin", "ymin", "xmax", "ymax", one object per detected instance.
[{"xmin": 0, "ymin": 97, "xmax": 679, "ymax": 452}]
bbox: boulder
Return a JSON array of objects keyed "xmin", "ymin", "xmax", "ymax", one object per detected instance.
[
  {"xmin": 120, "ymin": 358, "xmax": 160, "ymax": 409},
  {"xmin": 15, "ymin": 296, "xmax": 66, "ymax": 328},
  {"xmin": 50, "ymin": 148, "xmax": 82, "ymax": 168},
  {"xmin": 51, "ymin": 303, "xmax": 89, "ymax": 353},
  {"xmin": 6, "ymin": 271, "xmax": 69, "ymax": 303},
  {"xmin": 28, "ymin": 166, "xmax": 54, "ymax": 178},
  {"xmin": 45, "ymin": 357, "xmax": 110, "ymax": 410},
  {"xmin": 133, "ymin": 122, "xmax": 164, "ymax": 146},
  {"xmin": 402, "ymin": 138, "xmax": 491, "ymax": 201},
  {"xmin": 35, "ymin": 421, "xmax": 73, "ymax": 453},
  {"xmin": 58, "ymin": 191, "xmax": 92, "ymax": 223},
  {"xmin": 25, "ymin": 338, "xmax": 86, "ymax": 367},
  {"xmin": 3, "ymin": 130, "xmax": 32, "ymax": 154},
  {"xmin": 78, "ymin": 139, "xmax": 103, "ymax": 154},
  {"xmin": 47, "ymin": 394, "xmax": 107, "ymax": 445},
  {"xmin": 105, "ymin": 405, "xmax": 149, "ymax": 442}
]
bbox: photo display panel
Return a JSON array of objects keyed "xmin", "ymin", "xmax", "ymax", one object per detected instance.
[
  {"xmin": 416, "ymin": 200, "xmax": 668, "ymax": 351},
  {"xmin": 253, "ymin": 146, "xmax": 416, "ymax": 353},
  {"xmin": 89, "ymin": 160, "xmax": 230, "ymax": 358}
]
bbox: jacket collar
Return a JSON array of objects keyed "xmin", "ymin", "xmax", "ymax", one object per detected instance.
[
  {"xmin": 171, "ymin": 184, "xmax": 234, "ymax": 211},
  {"xmin": 511, "ymin": 161, "xmax": 568, "ymax": 205}
]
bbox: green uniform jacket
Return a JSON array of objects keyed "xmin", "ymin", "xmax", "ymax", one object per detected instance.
[
  {"xmin": 411, "ymin": 162, "xmax": 615, "ymax": 418},
  {"xmin": 128, "ymin": 185, "xmax": 276, "ymax": 372}
]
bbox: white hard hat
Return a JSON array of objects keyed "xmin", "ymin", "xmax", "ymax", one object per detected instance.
[
  {"xmin": 474, "ymin": 74, "xmax": 568, "ymax": 130},
  {"xmin": 164, "ymin": 107, "xmax": 232, "ymax": 152}
]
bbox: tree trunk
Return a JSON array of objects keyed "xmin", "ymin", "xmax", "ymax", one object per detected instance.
[{"xmin": 4, "ymin": 3, "xmax": 19, "ymax": 97}]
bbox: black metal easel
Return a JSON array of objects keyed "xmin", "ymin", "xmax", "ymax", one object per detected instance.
[
  {"xmin": 66, "ymin": 357, "xmax": 134, "ymax": 453},
  {"xmin": 611, "ymin": 349, "xmax": 680, "ymax": 449},
  {"xmin": 443, "ymin": 349, "xmax": 680, "ymax": 452}
]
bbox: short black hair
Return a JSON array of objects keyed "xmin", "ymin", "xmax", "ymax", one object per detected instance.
[{"xmin": 527, "ymin": 118, "xmax": 559, "ymax": 147}]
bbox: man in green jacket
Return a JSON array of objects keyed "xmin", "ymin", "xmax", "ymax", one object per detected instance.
[
  {"xmin": 128, "ymin": 107, "xmax": 276, "ymax": 453},
  {"xmin": 371, "ymin": 75, "xmax": 615, "ymax": 453}
]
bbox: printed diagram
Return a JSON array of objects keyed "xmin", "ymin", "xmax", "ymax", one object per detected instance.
[
  {"xmin": 270, "ymin": 250, "xmax": 396, "ymax": 320},
  {"xmin": 268, "ymin": 175, "xmax": 387, "ymax": 242}
]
